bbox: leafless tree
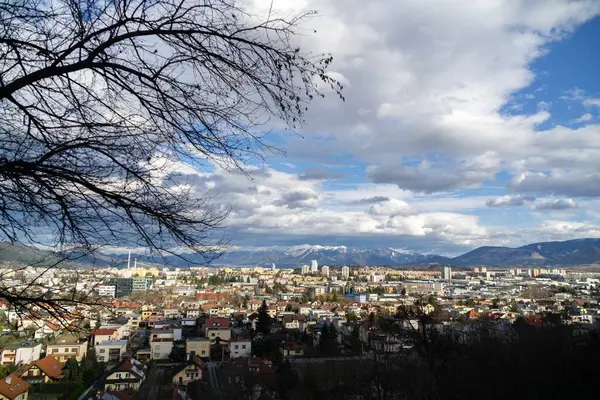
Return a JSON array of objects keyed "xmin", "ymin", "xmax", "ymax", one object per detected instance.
[
  {"xmin": 0, "ymin": 0, "xmax": 342, "ymax": 254},
  {"xmin": 0, "ymin": 0, "xmax": 342, "ymax": 324}
]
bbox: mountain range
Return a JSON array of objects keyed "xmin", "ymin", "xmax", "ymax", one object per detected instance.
[{"xmin": 3, "ymin": 238, "xmax": 600, "ymax": 268}]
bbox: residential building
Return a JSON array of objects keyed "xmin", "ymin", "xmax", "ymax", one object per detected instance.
[
  {"xmin": 229, "ymin": 339, "xmax": 251, "ymax": 359},
  {"xmin": 46, "ymin": 335, "xmax": 88, "ymax": 363},
  {"xmin": 310, "ymin": 260, "xmax": 318, "ymax": 273},
  {"xmin": 282, "ymin": 314, "xmax": 306, "ymax": 330},
  {"xmin": 95, "ymin": 340, "xmax": 128, "ymax": 363},
  {"xmin": 90, "ymin": 329, "xmax": 117, "ymax": 346},
  {"xmin": 205, "ymin": 318, "xmax": 231, "ymax": 343},
  {"xmin": 101, "ymin": 358, "xmax": 145, "ymax": 392},
  {"xmin": 0, "ymin": 374, "xmax": 30, "ymax": 400},
  {"xmin": 172, "ymin": 355, "xmax": 204, "ymax": 386},
  {"xmin": 1, "ymin": 343, "xmax": 41, "ymax": 366},
  {"xmin": 97, "ymin": 285, "xmax": 116, "ymax": 298},
  {"xmin": 341, "ymin": 266, "xmax": 350, "ymax": 280},
  {"xmin": 322, "ymin": 266, "xmax": 330, "ymax": 278},
  {"xmin": 150, "ymin": 338, "xmax": 173, "ymax": 360},
  {"xmin": 19, "ymin": 356, "xmax": 63, "ymax": 384},
  {"xmin": 442, "ymin": 266, "xmax": 452, "ymax": 281},
  {"xmin": 279, "ymin": 339, "xmax": 305, "ymax": 358},
  {"xmin": 186, "ymin": 338, "xmax": 210, "ymax": 359},
  {"xmin": 33, "ymin": 323, "xmax": 60, "ymax": 340},
  {"xmin": 301, "ymin": 265, "xmax": 309, "ymax": 275}
]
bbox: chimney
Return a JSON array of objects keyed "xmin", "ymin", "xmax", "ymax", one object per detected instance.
[
  {"xmin": 5, "ymin": 375, "xmax": 11, "ymax": 384},
  {"xmin": 188, "ymin": 351, "xmax": 196, "ymax": 360}
]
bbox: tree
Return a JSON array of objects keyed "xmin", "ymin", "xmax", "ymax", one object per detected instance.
[
  {"xmin": 318, "ymin": 324, "xmax": 338, "ymax": 355},
  {"xmin": 256, "ymin": 299, "xmax": 271, "ymax": 335},
  {"xmin": 401, "ymin": 287, "xmax": 407, "ymax": 296},
  {"xmin": 0, "ymin": 364, "xmax": 16, "ymax": 379},
  {"xmin": 0, "ymin": 0, "xmax": 342, "ymax": 323}
]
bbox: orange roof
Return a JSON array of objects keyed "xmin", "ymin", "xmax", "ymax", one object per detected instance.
[
  {"xmin": 0, "ymin": 374, "xmax": 31, "ymax": 399},
  {"xmin": 91, "ymin": 329, "xmax": 116, "ymax": 336},
  {"xmin": 33, "ymin": 356, "xmax": 63, "ymax": 379}
]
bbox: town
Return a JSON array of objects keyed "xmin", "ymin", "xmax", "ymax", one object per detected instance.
[{"xmin": 1, "ymin": 257, "xmax": 599, "ymax": 400}]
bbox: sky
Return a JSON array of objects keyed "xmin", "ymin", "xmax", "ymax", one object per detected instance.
[{"xmin": 170, "ymin": 0, "xmax": 600, "ymax": 256}]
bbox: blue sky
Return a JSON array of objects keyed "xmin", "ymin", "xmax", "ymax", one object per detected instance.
[{"xmin": 171, "ymin": 1, "xmax": 600, "ymax": 256}]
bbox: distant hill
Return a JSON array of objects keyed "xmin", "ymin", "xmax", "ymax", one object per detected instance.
[{"xmin": 3, "ymin": 238, "xmax": 600, "ymax": 268}]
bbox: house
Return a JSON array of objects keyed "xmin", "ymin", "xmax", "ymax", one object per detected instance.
[
  {"xmin": 95, "ymin": 340, "xmax": 128, "ymax": 363},
  {"xmin": 205, "ymin": 318, "xmax": 231, "ymax": 343},
  {"xmin": 33, "ymin": 323, "xmax": 61, "ymax": 340},
  {"xmin": 282, "ymin": 314, "xmax": 306, "ymax": 330},
  {"xmin": 150, "ymin": 336, "xmax": 173, "ymax": 361},
  {"xmin": 101, "ymin": 358, "xmax": 145, "ymax": 392},
  {"xmin": 46, "ymin": 335, "xmax": 88, "ymax": 363},
  {"xmin": 228, "ymin": 339, "xmax": 251, "ymax": 359},
  {"xmin": 19, "ymin": 356, "xmax": 63, "ymax": 384},
  {"xmin": 279, "ymin": 339, "xmax": 304, "ymax": 358},
  {"xmin": 90, "ymin": 329, "xmax": 117, "ymax": 346},
  {"xmin": 221, "ymin": 357, "xmax": 276, "ymax": 399},
  {"xmin": 1, "ymin": 343, "xmax": 41, "ymax": 366},
  {"xmin": 0, "ymin": 374, "xmax": 30, "ymax": 400},
  {"xmin": 171, "ymin": 355, "xmax": 204, "ymax": 386},
  {"xmin": 185, "ymin": 338, "xmax": 210, "ymax": 359}
]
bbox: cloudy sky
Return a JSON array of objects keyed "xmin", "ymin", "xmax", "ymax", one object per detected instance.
[{"xmin": 175, "ymin": 0, "xmax": 600, "ymax": 255}]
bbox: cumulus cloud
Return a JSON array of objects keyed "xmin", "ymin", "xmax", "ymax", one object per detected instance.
[
  {"xmin": 368, "ymin": 198, "xmax": 417, "ymax": 217},
  {"xmin": 573, "ymin": 113, "xmax": 593, "ymax": 123},
  {"xmin": 355, "ymin": 196, "xmax": 391, "ymax": 205},
  {"xmin": 486, "ymin": 195, "xmax": 535, "ymax": 207}
]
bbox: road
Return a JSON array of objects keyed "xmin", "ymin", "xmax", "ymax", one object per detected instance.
[{"xmin": 136, "ymin": 366, "xmax": 165, "ymax": 400}]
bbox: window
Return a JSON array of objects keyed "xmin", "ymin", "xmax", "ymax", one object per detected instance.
[
  {"xmin": 99, "ymin": 349, "xmax": 106, "ymax": 353},
  {"xmin": 51, "ymin": 349, "xmax": 58, "ymax": 354},
  {"xmin": 211, "ymin": 333, "xmax": 215, "ymax": 337},
  {"xmin": 242, "ymin": 345, "xmax": 246, "ymax": 349},
  {"xmin": 201, "ymin": 351, "xmax": 206, "ymax": 355},
  {"xmin": 190, "ymin": 344, "xmax": 196, "ymax": 349},
  {"xmin": 71, "ymin": 348, "xmax": 78, "ymax": 353},
  {"xmin": 234, "ymin": 345, "xmax": 239, "ymax": 349},
  {"xmin": 116, "ymin": 373, "xmax": 122, "ymax": 378}
]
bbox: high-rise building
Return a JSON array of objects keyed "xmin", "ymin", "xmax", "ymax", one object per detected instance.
[
  {"xmin": 322, "ymin": 265, "xmax": 330, "ymax": 277},
  {"xmin": 301, "ymin": 265, "xmax": 310, "ymax": 275},
  {"xmin": 310, "ymin": 260, "xmax": 318, "ymax": 273},
  {"xmin": 271, "ymin": 263, "xmax": 276, "ymax": 271},
  {"xmin": 480, "ymin": 267, "xmax": 487, "ymax": 273},
  {"xmin": 442, "ymin": 266, "xmax": 452, "ymax": 281},
  {"xmin": 341, "ymin": 266, "xmax": 350, "ymax": 280}
]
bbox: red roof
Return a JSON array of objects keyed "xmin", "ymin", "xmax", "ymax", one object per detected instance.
[
  {"xmin": 33, "ymin": 356, "xmax": 63, "ymax": 379},
  {"xmin": 0, "ymin": 374, "xmax": 30, "ymax": 399},
  {"xmin": 205, "ymin": 318, "xmax": 229, "ymax": 329},
  {"xmin": 91, "ymin": 329, "xmax": 116, "ymax": 336}
]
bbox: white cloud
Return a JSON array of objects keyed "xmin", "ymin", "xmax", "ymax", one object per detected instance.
[{"xmin": 573, "ymin": 113, "xmax": 594, "ymax": 123}]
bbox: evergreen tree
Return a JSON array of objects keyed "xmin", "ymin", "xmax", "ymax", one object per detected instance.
[{"xmin": 256, "ymin": 300, "xmax": 271, "ymax": 335}]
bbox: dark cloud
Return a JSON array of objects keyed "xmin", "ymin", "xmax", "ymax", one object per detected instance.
[
  {"xmin": 297, "ymin": 167, "xmax": 346, "ymax": 181},
  {"xmin": 510, "ymin": 173, "xmax": 600, "ymax": 197},
  {"xmin": 355, "ymin": 196, "xmax": 391, "ymax": 205},
  {"xmin": 532, "ymin": 199, "xmax": 578, "ymax": 211},
  {"xmin": 366, "ymin": 164, "xmax": 490, "ymax": 193},
  {"xmin": 486, "ymin": 195, "xmax": 535, "ymax": 207},
  {"xmin": 272, "ymin": 190, "xmax": 318, "ymax": 209}
]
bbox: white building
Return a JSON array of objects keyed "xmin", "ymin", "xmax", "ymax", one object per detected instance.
[
  {"xmin": 442, "ymin": 266, "xmax": 452, "ymax": 281},
  {"xmin": 301, "ymin": 265, "xmax": 310, "ymax": 275},
  {"xmin": 229, "ymin": 339, "xmax": 252, "ymax": 359},
  {"xmin": 341, "ymin": 266, "xmax": 350, "ymax": 280},
  {"xmin": 322, "ymin": 266, "xmax": 330, "ymax": 278},
  {"xmin": 0, "ymin": 342, "xmax": 42, "ymax": 365},
  {"xmin": 98, "ymin": 285, "xmax": 116, "ymax": 298},
  {"xmin": 310, "ymin": 260, "xmax": 318, "ymax": 273},
  {"xmin": 95, "ymin": 340, "xmax": 128, "ymax": 363}
]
